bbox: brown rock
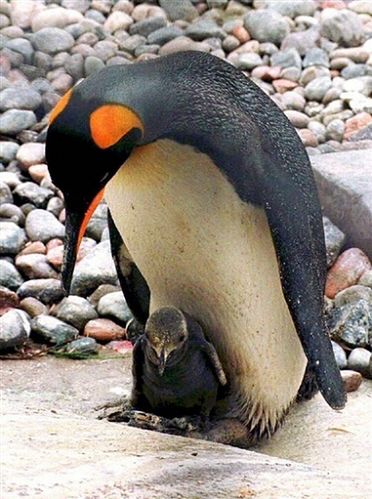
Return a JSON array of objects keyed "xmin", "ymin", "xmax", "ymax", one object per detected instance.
[
  {"xmin": 231, "ymin": 26, "xmax": 250, "ymax": 44},
  {"xmin": 84, "ymin": 318, "xmax": 126, "ymax": 343},
  {"xmin": 20, "ymin": 297, "xmax": 48, "ymax": 317},
  {"xmin": 272, "ymin": 79, "xmax": 298, "ymax": 93},
  {"xmin": 325, "ymin": 248, "xmax": 371, "ymax": 298},
  {"xmin": 19, "ymin": 241, "xmax": 46, "ymax": 256},
  {"xmin": 15, "ymin": 254, "xmax": 58, "ymax": 279},
  {"xmin": 106, "ymin": 340, "xmax": 134, "ymax": 354},
  {"xmin": 0, "ymin": 287, "xmax": 20, "ymax": 316},
  {"xmin": 341, "ymin": 370, "xmax": 362, "ymax": 392},
  {"xmin": 47, "ymin": 238, "xmax": 96, "ymax": 270},
  {"xmin": 297, "ymin": 128, "xmax": 318, "ymax": 147},
  {"xmin": 46, "ymin": 245, "xmax": 63, "ymax": 270},
  {"xmin": 344, "ymin": 112, "xmax": 372, "ymax": 140}
]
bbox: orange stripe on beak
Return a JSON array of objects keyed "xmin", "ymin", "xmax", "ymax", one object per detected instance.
[{"xmin": 77, "ymin": 189, "xmax": 105, "ymax": 251}]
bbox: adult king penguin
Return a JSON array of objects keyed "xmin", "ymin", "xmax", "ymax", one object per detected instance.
[{"xmin": 46, "ymin": 51, "xmax": 345, "ymax": 441}]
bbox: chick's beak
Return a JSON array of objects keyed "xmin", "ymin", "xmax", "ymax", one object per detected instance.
[
  {"xmin": 62, "ymin": 189, "xmax": 104, "ymax": 293},
  {"xmin": 158, "ymin": 348, "xmax": 167, "ymax": 376}
]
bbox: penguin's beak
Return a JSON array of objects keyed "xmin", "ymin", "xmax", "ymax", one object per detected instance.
[
  {"xmin": 62, "ymin": 189, "xmax": 104, "ymax": 293},
  {"xmin": 158, "ymin": 348, "xmax": 167, "ymax": 376}
]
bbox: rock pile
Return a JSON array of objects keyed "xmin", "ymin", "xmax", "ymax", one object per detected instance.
[{"xmin": 0, "ymin": 0, "xmax": 371, "ymax": 384}]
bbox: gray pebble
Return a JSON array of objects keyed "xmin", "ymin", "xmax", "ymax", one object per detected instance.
[
  {"xmin": 326, "ymin": 119, "xmax": 345, "ymax": 142},
  {"xmin": 31, "ymin": 314, "xmax": 78, "ymax": 345},
  {"xmin": 222, "ymin": 35, "xmax": 240, "ymax": 53},
  {"xmin": 25, "ymin": 209, "xmax": 65, "ymax": 243},
  {"xmin": 185, "ymin": 20, "xmax": 225, "ymax": 41},
  {"xmin": 258, "ymin": 0, "xmax": 316, "ymax": 18},
  {"xmin": 17, "ymin": 278, "xmax": 65, "ymax": 305},
  {"xmin": 334, "ymin": 285, "xmax": 372, "ymax": 308},
  {"xmin": 62, "ymin": 337, "xmax": 99, "ymax": 356},
  {"xmin": 0, "ymin": 222, "xmax": 26, "ymax": 255},
  {"xmin": 129, "ymin": 16, "xmax": 167, "ymax": 38},
  {"xmin": 13, "ymin": 183, "xmax": 53, "ymax": 209},
  {"xmin": 134, "ymin": 44, "xmax": 160, "ymax": 57},
  {"xmin": 0, "ymin": 181, "xmax": 13, "ymax": 204},
  {"xmin": 271, "ymin": 48, "xmax": 301, "ymax": 69},
  {"xmin": 84, "ymin": 55, "xmax": 105, "ymax": 76},
  {"xmin": 341, "ymin": 64, "xmax": 367, "ymax": 79},
  {"xmin": 303, "ymin": 47, "xmax": 329, "ymax": 68},
  {"xmin": 328, "ymin": 299, "xmax": 371, "ymax": 348},
  {"xmin": 281, "ymin": 91, "xmax": 306, "ymax": 111},
  {"xmin": 64, "ymin": 53, "xmax": 84, "ymax": 81},
  {"xmin": 147, "ymin": 25, "xmax": 183, "ymax": 46},
  {"xmin": 322, "ymin": 216, "xmax": 345, "ymax": 267},
  {"xmin": 20, "ymin": 297, "xmax": 48, "ymax": 318},
  {"xmin": 159, "ymin": 0, "xmax": 198, "ymax": 22},
  {"xmin": 46, "ymin": 197, "xmax": 64, "ymax": 218},
  {"xmin": 320, "ymin": 9, "xmax": 363, "ymax": 47},
  {"xmin": 97, "ymin": 291, "xmax": 132, "ymax": 325},
  {"xmin": 280, "ymin": 66, "xmax": 301, "ymax": 82},
  {"xmin": 71, "ymin": 240, "xmax": 118, "ymax": 296},
  {"xmin": 0, "ymin": 87, "xmax": 42, "ymax": 112},
  {"xmin": 331, "ymin": 341, "xmax": 347, "ymax": 370},
  {"xmin": 244, "ymin": 10, "xmax": 289, "ymax": 45},
  {"xmin": 0, "ymin": 109, "xmax": 36, "ymax": 135},
  {"xmin": 0, "ymin": 149, "xmax": 20, "ymax": 170},
  {"xmin": 0, "ymin": 260, "xmax": 24, "ymax": 290},
  {"xmin": 304, "ymin": 76, "xmax": 332, "ymax": 101},
  {"xmin": 347, "ymin": 348, "xmax": 372, "ymax": 378},
  {"xmin": 0, "ymin": 309, "xmax": 30, "ymax": 351},
  {"xmin": 359, "ymin": 270, "xmax": 372, "ymax": 289},
  {"xmin": 1, "ymin": 204, "xmax": 26, "ymax": 227},
  {"xmin": 94, "ymin": 40, "xmax": 118, "ymax": 61},
  {"xmin": 237, "ymin": 52, "xmax": 263, "ymax": 70},
  {"xmin": 55, "ymin": 295, "xmax": 98, "ymax": 330},
  {"xmin": 32, "ymin": 27, "xmax": 75, "ymax": 54},
  {"xmin": 5, "ymin": 37, "xmax": 33, "ymax": 64}
]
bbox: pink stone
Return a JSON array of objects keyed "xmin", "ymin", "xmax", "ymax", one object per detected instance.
[
  {"xmin": 321, "ymin": 0, "xmax": 346, "ymax": 9},
  {"xmin": 0, "ymin": 288, "xmax": 20, "ymax": 316},
  {"xmin": 231, "ymin": 26, "xmax": 250, "ymax": 44},
  {"xmin": 326, "ymin": 248, "xmax": 371, "ymax": 298},
  {"xmin": 272, "ymin": 79, "xmax": 298, "ymax": 93},
  {"xmin": 344, "ymin": 112, "xmax": 372, "ymax": 140},
  {"xmin": 16, "ymin": 143, "xmax": 45, "ymax": 170},
  {"xmin": 19, "ymin": 241, "xmax": 46, "ymax": 256},
  {"xmin": 251, "ymin": 65, "xmax": 281, "ymax": 82},
  {"xmin": 28, "ymin": 164, "xmax": 50, "ymax": 184},
  {"xmin": 106, "ymin": 340, "xmax": 133, "ymax": 354},
  {"xmin": 297, "ymin": 128, "xmax": 318, "ymax": 147}
]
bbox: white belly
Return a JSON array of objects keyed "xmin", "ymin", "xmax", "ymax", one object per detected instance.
[{"xmin": 105, "ymin": 139, "xmax": 306, "ymax": 433}]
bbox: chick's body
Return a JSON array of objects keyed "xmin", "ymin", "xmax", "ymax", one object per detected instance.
[{"xmin": 131, "ymin": 307, "xmax": 227, "ymax": 419}]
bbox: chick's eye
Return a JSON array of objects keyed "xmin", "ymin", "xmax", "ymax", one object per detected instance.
[{"xmin": 179, "ymin": 335, "xmax": 185, "ymax": 342}]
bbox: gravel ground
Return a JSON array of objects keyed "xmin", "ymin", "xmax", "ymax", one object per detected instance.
[{"xmin": 0, "ymin": 1, "xmax": 371, "ymax": 385}]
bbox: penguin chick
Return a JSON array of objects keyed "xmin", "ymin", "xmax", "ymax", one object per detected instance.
[{"xmin": 131, "ymin": 307, "xmax": 227, "ymax": 421}]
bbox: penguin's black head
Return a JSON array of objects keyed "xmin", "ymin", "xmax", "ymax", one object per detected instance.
[
  {"xmin": 46, "ymin": 88, "xmax": 144, "ymax": 292},
  {"xmin": 145, "ymin": 307, "xmax": 189, "ymax": 375}
]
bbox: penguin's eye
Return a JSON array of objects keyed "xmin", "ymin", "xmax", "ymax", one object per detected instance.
[{"xmin": 179, "ymin": 335, "xmax": 185, "ymax": 342}]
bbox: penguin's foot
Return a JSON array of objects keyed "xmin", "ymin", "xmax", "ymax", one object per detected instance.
[{"xmin": 95, "ymin": 394, "xmax": 132, "ymax": 420}]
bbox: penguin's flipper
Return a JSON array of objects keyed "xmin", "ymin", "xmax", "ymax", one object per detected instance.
[
  {"xmin": 203, "ymin": 341, "xmax": 227, "ymax": 387},
  {"xmin": 259, "ymin": 163, "xmax": 346, "ymax": 410},
  {"xmin": 130, "ymin": 335, "xmax": 147, "ymax": 409},
  {"xmin": 108, "ymin": 210, "xmax": 150, "ymax": 325}
]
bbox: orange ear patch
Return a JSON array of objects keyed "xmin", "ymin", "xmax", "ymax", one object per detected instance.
[
  {"xmin": 90, "ymin": 105, "xmax": 144, "ymax": 149},
  {"xmin": 49, "ymin": 88, "xmax": 73, "ymax": 125}
]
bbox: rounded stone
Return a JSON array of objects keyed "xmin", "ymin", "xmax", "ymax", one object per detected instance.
[
  {"xmin": 31, "ymin": 7, "xmax": 83, "ymax": 32},
  {"xmin": 0, "ymin": 181, "xmax": 13, "ymax": 204},
  {"xmin": 320, "ymin": 9, "xmax": 364, "ymax": 47},
  {"xmin": 347, "ymin": 348, "xmax": 372, "ymax": 378},
  {"xmin": 13, "ymin": 183, "xmax": 53, "ymax": 209},
  {"xmin": 0, "ymin": 109, "xmax": 36, "ymax": 136},
  {"xmin": 97, "ymin": 291, "xmax": 132, "ymax": 325},
  {"xmin": 0, "ymin": 222, "xmax": 26, "ymax": 255},
  {"xmin": 244, "ymin": 10, "xmax": 290, "ymax": 45},
  {"xmin": 0, "ymin": 142, "xmax": 19, "ymax": 163},
  {"xmin": 326, "ymin": 119, "xmax": 345, "ymax": 142},
  {"xmin": 0, "ymin": 260, "xmax": 24, "ymax": 291},
  {"xmin": 17, "ymin": 279, "xmax": 65, "ymax": 305},
  {"xmin": 83, "ymin": 318, "xmax": 126, "ymax": 343},
  {"xmin": 15, "ymin": 253, "xmax": 58, "ymax": 280},
  {"xmin": 331, "ymin": 341, "xmax": 347, "ymax": 369},
  {"xmin": 104, "ymin": 11, "xmax": 133, "ymax": 33},
  {"xmin": 16, "ymin": 142, "xmax": 45, "ymax": 169},
  {"xmin": 284, "ymin": 110, "xmax": 310, "ymax": 128},
  {"xmin": 237, "ymin": 52, "xmax": 263, "ymax": 70},
  {"xmin": 147, "ymin": 26, "xmax": 183, "ymax": 46},
  {"xmin": 25, "ymin": 209, "xmax": 65, "ymax": 243},
  {"xmin": 341, "ymin": 370, "xmax": 363, "ymax": 392},
  {"xmin": 62, "ymin": 337, "xmax": 99, "ymax": 357},
  {"xmin": 185, "ymin": 20, "xmax": 226, "ymax": 41},
  {"xmin": 271, "ymin": 48, "xmax": 302, "ymax": 70},
  {"xmin": 305, "ymin": 77, "xmax": 332, "ymax": 101},
  {"xmin": 33, "ymin": 27, "xmax": 75, "ymax": 55},
  {"xmin": 303, "ymin": 48, "xmax": 329, "ymax": 68},
  {"xmin": 55, "ymin": 296, "xmax": 98, "ymax": 331},
  {"xmin": 281, "ymin": 91, "xmax": 306, "ymax": 111},
  {"xmin": 0, "ymin": 309, "xmax": 30, "ymax": 351},
  {"xmin": 84, "ymin": 56, "xmax": 105, "ymax": 76},
  {"xmin": 31, "ymin": 314, "xmax": 78, "ymax": 345},
  {"xmin": 129, "ymin": 16, "xmax": 167, "ymax": 38},
  {"xmin": 20, "ymin": 297, "xmax": 48, "ymax": 318}
]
